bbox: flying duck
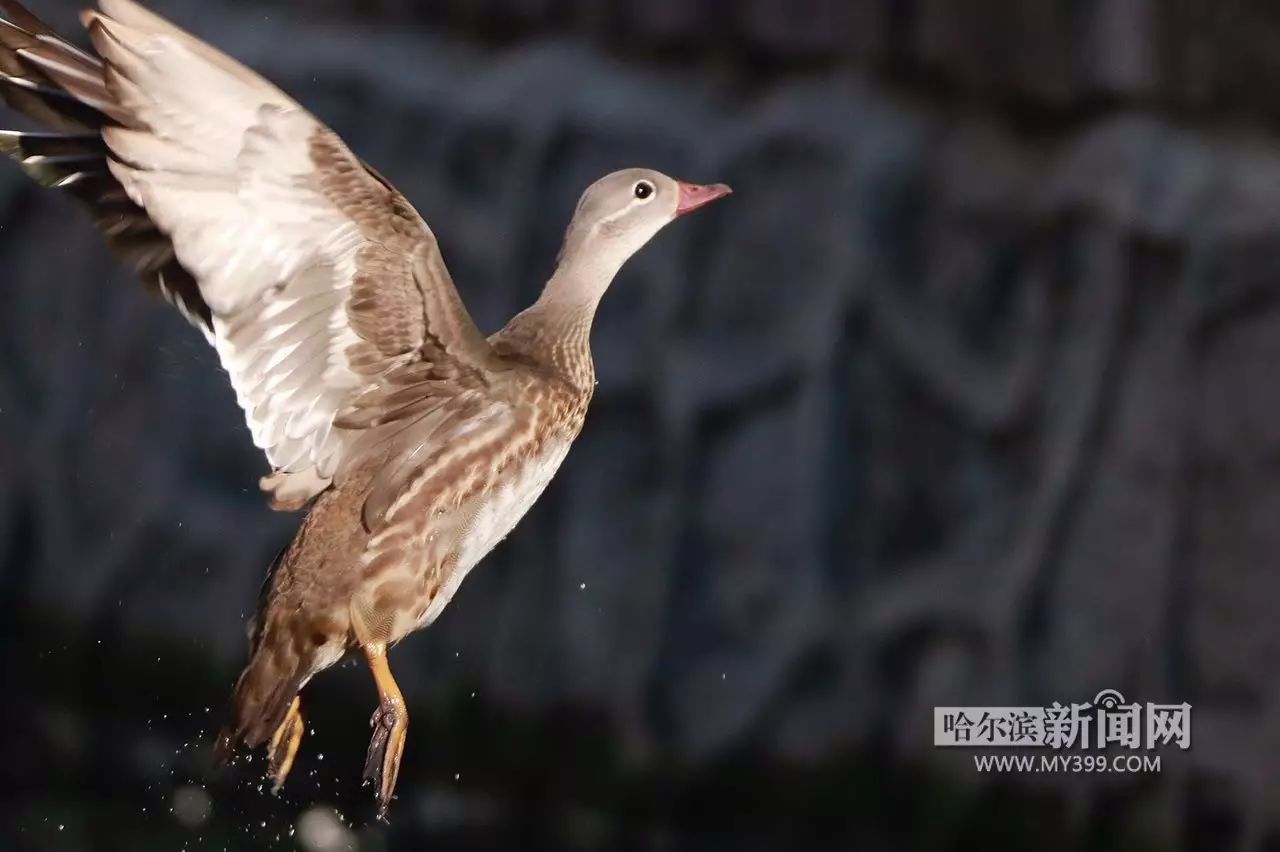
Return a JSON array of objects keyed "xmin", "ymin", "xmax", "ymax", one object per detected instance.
[{"xmin": 0, "ymin": 0, "xmax": 730, "ymax": 816}]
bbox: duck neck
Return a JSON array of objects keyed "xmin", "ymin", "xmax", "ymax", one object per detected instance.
[{"xmin": 497, "ymin": 268, "xmax": 606, "ymax": 392}]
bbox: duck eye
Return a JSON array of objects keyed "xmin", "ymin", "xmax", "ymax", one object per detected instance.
[{"xmin": 633, "ymin": 180, "xmax": 654, "ymax": 200}]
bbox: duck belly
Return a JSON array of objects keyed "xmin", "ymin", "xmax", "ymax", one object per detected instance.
[{"xmin": 414, "ymin": 439, "xmax": 572, "ymax": 632}]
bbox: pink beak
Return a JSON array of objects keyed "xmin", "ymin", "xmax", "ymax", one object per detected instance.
[{"xmin": 675, "ymin": 181, "xmax": 733, "ymax": 216}]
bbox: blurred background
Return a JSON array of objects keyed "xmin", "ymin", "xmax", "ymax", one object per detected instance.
[{"xmin": 2, "ymin": 0, "xmax": 1277, "ymax": 850}]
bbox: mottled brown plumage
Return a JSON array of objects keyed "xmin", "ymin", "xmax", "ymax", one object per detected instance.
[{"xmin": 0, "ymin": 0, "xmax": 730, "ymax": 817}]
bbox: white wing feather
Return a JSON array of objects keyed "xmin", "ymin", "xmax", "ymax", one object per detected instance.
[{"xmin": 86, "ymin": 0, "xmax": 391, "ymax": 492}]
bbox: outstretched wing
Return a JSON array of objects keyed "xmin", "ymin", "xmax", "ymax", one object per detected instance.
[{"xmin": 0, "ymin": 0, "xmax": 495, "ymax": 509}]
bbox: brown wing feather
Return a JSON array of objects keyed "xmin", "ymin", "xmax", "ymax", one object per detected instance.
[{"xmin": 312, "ymin": 131, "xmax": 492, "ymax": 375}]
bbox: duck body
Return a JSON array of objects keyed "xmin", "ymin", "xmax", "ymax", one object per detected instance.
[{"xmin": 0, "ymin": 0, "xmax": 730, "ymax": 817}]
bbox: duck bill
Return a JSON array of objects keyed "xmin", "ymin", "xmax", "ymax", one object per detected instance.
[{"xmin": 675, "ymin": 181, "xmax": 733, "ymax": 216}]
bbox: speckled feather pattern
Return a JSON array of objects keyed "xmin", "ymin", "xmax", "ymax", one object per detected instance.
[{"xmin": 243, "ymin": 349, "xmax": 591, "ymax": 744}]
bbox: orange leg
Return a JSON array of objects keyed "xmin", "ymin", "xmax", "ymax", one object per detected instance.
[
  {"xmin": 362, "ymin": 643, "xmax": 408, "ymax": 819},
  {"xmin": 267, "ymin": 696, "xmax": 305, "ymax": 793}
]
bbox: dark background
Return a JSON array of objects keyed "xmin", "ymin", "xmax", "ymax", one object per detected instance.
[{"xmin": 2, "ymin": 1, "xmax": 1277, "ymax": 850}]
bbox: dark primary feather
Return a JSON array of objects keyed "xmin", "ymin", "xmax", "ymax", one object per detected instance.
[{"xmin": 0, "ymin": 0, "xmax": 211, "ymax": 331}]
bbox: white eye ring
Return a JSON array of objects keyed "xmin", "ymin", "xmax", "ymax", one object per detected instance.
[{"xmin": 633, "ymin": 180, "xmax": 655, "ymax": 200}]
